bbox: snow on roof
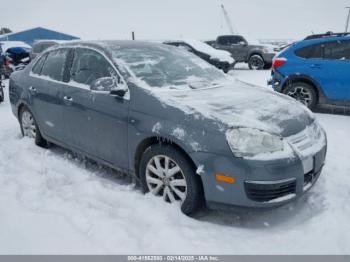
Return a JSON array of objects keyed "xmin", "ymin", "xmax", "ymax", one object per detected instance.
[
  {"xmin": 0, "ymin": 41, "xmax": 31, "ymax": 52},
  {"xmin": 183, "ymin": 39, "xmax": 234, "ymax": 64}
]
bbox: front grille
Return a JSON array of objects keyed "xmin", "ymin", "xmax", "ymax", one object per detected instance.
[
  {"xmin": 287, "ymin": 129, "xmax": 314, "ymax": 156},
  {"xmin": 286, "ymin": 122, "xmax": 325, "ymax": 158},
  {"xmin": 245, "ymin": 178, "xmax": 296, "ymax": 202}
]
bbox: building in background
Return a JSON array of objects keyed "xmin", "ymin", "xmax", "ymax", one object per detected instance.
[{"xmin": 0, "ymin": 27, "xmax": 79, "ymax": 46}]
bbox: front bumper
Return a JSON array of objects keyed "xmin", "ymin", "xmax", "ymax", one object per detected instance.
[
  {"xmin": 262, "ymin": 53, "xmax": 276, "ymax": 64},
  {"xmin": 190, "ymin": 144, "xmax": 326, "ymax": 209}
]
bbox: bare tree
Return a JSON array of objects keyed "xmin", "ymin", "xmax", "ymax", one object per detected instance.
[{"xmin": 0, "ymin": 27, "xmax": 12, "ymax": 35}]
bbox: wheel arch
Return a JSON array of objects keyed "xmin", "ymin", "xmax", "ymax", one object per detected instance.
[
  {"xmin": 281, "ymin": 74, "xmax": 326, "ymax": 103},
  {"xmin": 134, "ymin": 136, "xmax": 199, "ymax": 180}
]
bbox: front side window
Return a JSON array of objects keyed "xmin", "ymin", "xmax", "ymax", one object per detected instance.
[
  {"xmin": 41, "ymin": 49, "xmax": 70, "ymax": 81},
  {"xmin": 323, "ymin": 40, "xmax": 350, "ymax": 60},
  {"xmin": 70, "ymin": 48, "xmax": 116, "ymax": 86},
  {"xmin": 31, "ymin": 53, "xmax": 47, "ymax": 75}
]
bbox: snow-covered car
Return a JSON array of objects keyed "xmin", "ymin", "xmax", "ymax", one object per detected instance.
[
  {"xmin": 164, "ymin": 39, "xmax": 235, "ymax": 73},
  {"xmin": 9, "ymin": 41, "xmax": 327, "ymax": 215}
]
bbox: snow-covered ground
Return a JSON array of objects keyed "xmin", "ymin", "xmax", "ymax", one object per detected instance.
[{"xmin": 0, "ymin": 69, "xmax": 350, "ymax": 255}]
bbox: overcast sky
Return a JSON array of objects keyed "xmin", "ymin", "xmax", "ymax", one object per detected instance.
[{"xmin": 0, "ymin": 0, "xmax": 349, "ymax": 42}]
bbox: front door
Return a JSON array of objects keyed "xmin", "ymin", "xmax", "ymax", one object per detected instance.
[{"xmin": 63, "ymin": 47, "xmax": 129, "ymax": 169}]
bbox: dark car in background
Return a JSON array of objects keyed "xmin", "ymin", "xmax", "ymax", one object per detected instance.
[
  {"xmin": 1, "ymin": 41, "xmax": 31, "ymax": 78},
  {"xmin": 269, "ymin": 32, "xmax": 350, "ymax": 113},
  {"xmin": 9, "ymin": 41, "xmax": 326, "ymax": 215},
  {"xmin": 164, "ymin": 39, "xmax": 235, "ymax": 73},
  {"xmin": 207, "ymin": 35, "xmax": 277, "ymax": 70}
]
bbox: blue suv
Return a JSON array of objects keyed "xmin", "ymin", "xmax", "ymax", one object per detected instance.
[{"xmin": 269, "ymin": 33, "xmax": 350, "ymax": 112}]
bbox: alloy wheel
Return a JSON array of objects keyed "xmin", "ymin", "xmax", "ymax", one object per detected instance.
[
  {"xmin": 249, "ymin": 56, "xmax": 264, "ymax": 70},
  {"xmin": 287, "ymin": 86, "xmax": 312, "ymax": 107},
  {"xmin": 146, "ymin": 155, "xmax": 187, "ymax": 203},
  {"xmin": 21, "ymin": 111, "xmax": 37, "ymax": 138}
]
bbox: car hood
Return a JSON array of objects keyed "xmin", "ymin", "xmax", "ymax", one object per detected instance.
[{"xmin": 143, "ymin": 79, "xmax": 314, "ymax": 137}]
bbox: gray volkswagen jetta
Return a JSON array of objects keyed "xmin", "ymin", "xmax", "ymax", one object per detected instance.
[{"xmin": 9, "ymin": 41, "xmax": 327, "ymax": 215}]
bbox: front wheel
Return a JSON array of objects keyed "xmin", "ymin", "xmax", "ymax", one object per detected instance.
[
  {"xmin": 248, "ymin": 55, "xmax": 265, "ymax": 70},
  {"xmin": 283, "ymin": 82, "xmax": 317, "ymax": 109},
  {"xmin": 19, "ymin": 106, "xmax": 48, "ymax": 147},
  {"xmin": 139, "ymin": 144, "xmax": 203, "ymax": 215}
]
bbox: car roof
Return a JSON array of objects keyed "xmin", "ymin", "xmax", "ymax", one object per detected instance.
[
  {"xmin": 59, "ymin": 40, "xmax": 164, "ymax": 49},
  {"xmin": 286, "ymin": 35, "xmax": 350, "ymax": 51},
  {"xmin": 42, "ymin": 40, "xmax": 171, "ymax": 58}
]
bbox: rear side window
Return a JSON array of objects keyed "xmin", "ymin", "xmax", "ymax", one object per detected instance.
[
  {"xmin": 41, "ymin": 49, "xmax": 70, "ymax": 81},
  {"xmin": 323, "ymin": 40, "xmax": 350, "ymax": 60},
  {"xmin": 295, "ymin": 44, "xmax": 324, "ymax": 59},
  {"xmin": 218, "ymin": 36, "xmax": 245, "ymax": 45},
  {"xmin": 31, "ymin": 54, "xmax": 47, "ymax": 75},
  {"xmin": 70, "ymin": 48, "xmax": 116, "ymax": 86}
]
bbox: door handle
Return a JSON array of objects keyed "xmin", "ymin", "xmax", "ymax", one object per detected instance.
[
  {"xmin": 29, "ymin": 86, "xmax": 37, "ymax": 93},
  {"xmin": 63, "ymin": 96, "xmax": 73, "ymax": 103}
]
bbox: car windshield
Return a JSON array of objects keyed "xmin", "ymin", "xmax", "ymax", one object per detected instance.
[{"xmin": 108, "ymin": 43, "xmax": 227, "ymax": 89}]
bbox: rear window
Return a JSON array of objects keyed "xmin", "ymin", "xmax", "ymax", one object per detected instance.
[
  {"xmin": 41, "ymin": 49, "xmax": 70, "ymax": 82},
  {"xmin": 295, "ymin": 43, "xmax": 324, "ymax": 59}
]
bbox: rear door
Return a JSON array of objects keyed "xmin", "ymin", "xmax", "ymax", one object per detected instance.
[
  {"xmin": 297, "ymin": 40, "xmax": 350, "ymax": 102},
  {"xmin": 29, "ymin": 48, "xmax": 72, "ymax": 141},
  {"xmin": 318, "ymin": 40, "xmax": 350, "ymax": 101},
  {"xmin": 63, "ymin": 47, "xmax": 129, "ymax": 169}
]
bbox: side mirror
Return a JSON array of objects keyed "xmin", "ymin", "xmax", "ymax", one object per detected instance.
[
  {"xmin": 239, "ymin": 41, "xmax": 248, "ymax": 46},
  {"xmin": 90, "ymin": 77, "xmax": 128, "ymax": 98},
  {"xmin": 90, "ymin": 77, "xmax": 116, "ymax": 92},
  {"xmin": 110, "ymin": 88, "xmax": 127, "ymax": 97}
]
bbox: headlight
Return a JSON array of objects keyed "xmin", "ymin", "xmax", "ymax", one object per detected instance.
[
  {"xmin": 226, "ymin": 128, "xmax": 284, "ymax": 157},
  {"xmin": 262, "ymin": 46, "xmax": 275, "ymax": 54}
]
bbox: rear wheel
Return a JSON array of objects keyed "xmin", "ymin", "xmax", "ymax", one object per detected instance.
[
  {"xmin": 139, "ymin": 144, "xmax": 203, "ymax": 215},
  {"xmin": 248, "ymin": 55, "xmax": 265, "ymax": 70},
  {"xmin": 283, "ymin": 82, "xmax": 317, "ymax": 109},
  {"xmin": 19, "ymin": 106, "xmax": 48, "ymax": 147}
]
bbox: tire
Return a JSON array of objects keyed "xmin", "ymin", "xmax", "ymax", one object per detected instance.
[
  {"xmin": 0, "ymin": 87, "xmax": 4, "ymax": 103},
  {"xmin": 248, "ymin": 55, "xmax": 265, "ymax": 70},
  {"xmin": 283, "ymin": 82, "xmax": 317, "ymax": 110},
  {"xmin": 139, "ymin": 144, "xmax": 203, "ymax": 215},
  {"xmin": 19, "ymin": 106, "xmax": 48, "ymax": 147}
]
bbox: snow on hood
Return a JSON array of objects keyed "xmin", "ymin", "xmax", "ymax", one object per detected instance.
[
  {"xmin": 131, "ymin": 77, "xmax": 314, "ymax": 137},
  {"xmin": 183, "ymin": 39, "xmax": 235, "ymax": 64}
]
